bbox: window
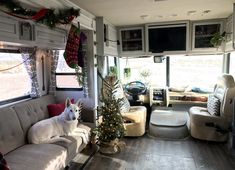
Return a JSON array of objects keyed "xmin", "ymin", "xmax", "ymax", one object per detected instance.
[
  {"xmin": 170, "ymin": 55, "xmax": 223, "ymax": 91},
  {"xmin": 0, "ymin": 51, "xmax": 31, "ymax": 103},
  {"xmin": 229, "ymin": 52, "xmax": 235, "ymax": 78},
  {"xmin": 119, "ymin": 56, "xmax": 166, "ymax": 86},
  {"xmin": 107, "ymin": 56, "xmax": 118, "ymax": 76},
  {"xmin": 119, "ymin": 55, "xmax": 223, "ymax": 91},
  {"xmin": 56, "ymin": 50, "xmax": 82, "ymax": 90}
]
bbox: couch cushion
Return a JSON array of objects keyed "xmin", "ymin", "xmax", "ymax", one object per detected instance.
[
  {"xmin": 5, "ymin": 144, "xmax": 67, "ymax": 170},
  {"xmin": 54, "ymin": 135, "xmax": 83, "ymax": 163},
  {"xmin": 13, "ymin": 95, "xmax": 56, "ymax": 137},
  {"xmin": 0, "ymin": 107, "xmax": 25, "ymax": 155},
  {"xmin": 53, "ymin": 123, "xmax": 91, "ymax": 163}
]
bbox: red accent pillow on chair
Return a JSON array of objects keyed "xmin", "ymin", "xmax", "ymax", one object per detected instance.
[{"xmin": 47, "ymin": 99, "xmax": 75, "ymax": 117}]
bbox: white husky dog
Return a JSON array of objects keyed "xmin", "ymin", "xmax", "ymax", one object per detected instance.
[{"xmin": 28, "ymin": 98, "xmax": 89, "ymax": 144}]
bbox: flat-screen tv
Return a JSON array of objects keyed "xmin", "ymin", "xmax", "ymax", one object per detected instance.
[{"xmin": 148, "ymin": 24, "xmax": 187, "ymax": 53}]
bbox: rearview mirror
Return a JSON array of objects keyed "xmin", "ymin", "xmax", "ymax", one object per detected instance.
[{"xmin": 153, "ymin": 56, "xmax": 164, "ymax": 63}]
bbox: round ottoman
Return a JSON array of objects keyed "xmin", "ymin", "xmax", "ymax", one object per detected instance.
[{"xmin": 149, "ymin": 108, "xmax": 189, "ymax": 139}]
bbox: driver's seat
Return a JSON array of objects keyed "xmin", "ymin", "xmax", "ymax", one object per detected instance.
[{"xmin": 102, "ymin": 76, "xmax": 147, "ymax": 137}]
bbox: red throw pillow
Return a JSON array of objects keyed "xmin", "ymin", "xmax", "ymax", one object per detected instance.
[{"xmin": 47, "ymin": 99, "xmax": 75, "ymax": 117}]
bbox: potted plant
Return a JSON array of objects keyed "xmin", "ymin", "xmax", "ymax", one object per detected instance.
[
  {"xmin": 93, "ymin": 75, "xmax": 126, "ymax": 154},
  {"xmin": 210, "ymin": 31, "xmax": 226, "ymax": 48}
]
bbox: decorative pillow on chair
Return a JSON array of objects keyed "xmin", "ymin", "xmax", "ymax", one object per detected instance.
[
  {"xmin": 119, "ymin": 96, "xmax": 131, "ymax": 113},
  {"xmin": 47, "ymin": 99, "xmax": 75, "ymax": 117},
  {"xmin": 207, "ymin": 95, "xmax": 220, "ymax": 116},
  {"xmin": 102, "ymin": 75, "xmax": 131, "ymax": 113}
]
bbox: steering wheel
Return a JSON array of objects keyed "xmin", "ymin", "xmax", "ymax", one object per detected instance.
[{"xmin": 124, "ymin": 81, "xmax": 146, "ymax": 100}]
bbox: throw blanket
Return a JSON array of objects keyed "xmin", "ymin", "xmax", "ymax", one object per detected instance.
[
  {"xmin": 71, "ymin": 123, "xmax": 91, "ymax": 145},
  {"xmin": 72, "ymin": 126, "xmax": 90, "ymax": 145}
]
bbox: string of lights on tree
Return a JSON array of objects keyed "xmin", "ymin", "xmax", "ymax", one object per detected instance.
[{"xmin": 0, "ymin": 0, "xmax": 79, "ymax": 28}]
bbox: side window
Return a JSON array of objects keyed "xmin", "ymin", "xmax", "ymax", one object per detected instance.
[
  {"xmin": 55, "ymin": 50, "xmax": 83, "ymax": 90},
  {"xmin": 229, "ymin": 52, "xmax": 235, "ymax": 78},
  {"xmin": 107, "ymin": 56, "xmax": 118, "ymax": 76},
  {"xmin": 0, "ymin": 51, "xmax": 31, "ymax": 104}
]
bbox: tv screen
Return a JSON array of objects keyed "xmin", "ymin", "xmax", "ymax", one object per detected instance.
[{"xmin": 148, "ymin": 25, "xmax": 187, "ymax": 53}]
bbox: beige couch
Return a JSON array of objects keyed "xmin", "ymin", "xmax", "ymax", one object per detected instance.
[{"xmin": 0, "ymin": 95, "xmax": 91, "ymax": 170}]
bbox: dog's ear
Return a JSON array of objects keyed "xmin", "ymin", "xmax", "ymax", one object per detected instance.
[
  {"xmin": 76, "ymin": 100, "xmax": 83, "ymax": 108},
  {"xmin": 65, "ymin": 98, "xmax": 71, "ymax": 108}
]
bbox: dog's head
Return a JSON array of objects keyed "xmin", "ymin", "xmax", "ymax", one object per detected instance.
[{"xmin": 63, "ymin": 98, "xmax": 82, "ymax": 121}]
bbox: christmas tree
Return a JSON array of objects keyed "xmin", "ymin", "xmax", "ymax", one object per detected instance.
[{"xmin": 94, "ymin": 75, "xmax": 125, "ymax": 153}]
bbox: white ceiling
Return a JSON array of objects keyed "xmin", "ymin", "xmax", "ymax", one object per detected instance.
[{"xmin": 71, "ymin": 0, "xmax": 235, "ymax": 26}]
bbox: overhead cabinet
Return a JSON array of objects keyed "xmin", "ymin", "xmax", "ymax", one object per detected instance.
[
  {"xmin": 0, "ymin": 13, "xmax": 20, "ymax": 43},
  {"xmin": 192, "ymin": 21, "xmax": 223, "ymax": 50},
  {"xmin": 0, "ymin": 12, "xmax": 67, "ymax": 48},
  {"xmin": 119, "ymin": 27, "xmax": 144, "ymax": 54},
  {"xmin": 35, "ymin": 24, "xmax": 67, "ymax": 49}
]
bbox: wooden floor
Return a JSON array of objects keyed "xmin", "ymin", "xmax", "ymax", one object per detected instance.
[{"xmin": 83, "ymin": 135, "xmax": 235, "ymax": 170}]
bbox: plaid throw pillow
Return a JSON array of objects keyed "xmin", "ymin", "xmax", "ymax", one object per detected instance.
[{"xmin": 207, "ymin": 95, "xmax": 220, "ymax": 116}]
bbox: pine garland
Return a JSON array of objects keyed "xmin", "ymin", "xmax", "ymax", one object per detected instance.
[{"xmin": 0, "ymin": 0, "xmax": 79, "ymax": 28}]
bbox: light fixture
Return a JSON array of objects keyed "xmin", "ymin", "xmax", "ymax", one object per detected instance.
[{"xmin": 140, "ymin": 15, "xmax": 149, "ymax": 20}]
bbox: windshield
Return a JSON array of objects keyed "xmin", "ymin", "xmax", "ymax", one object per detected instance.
[{"xmin": 119, "ymin": 54, "xmax": 223, "ymax": 92}]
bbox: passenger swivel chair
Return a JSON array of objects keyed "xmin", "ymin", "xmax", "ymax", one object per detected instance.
[{"xmin": 189, "ymin": 74, "xmax": 235, "ymax": 141}]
